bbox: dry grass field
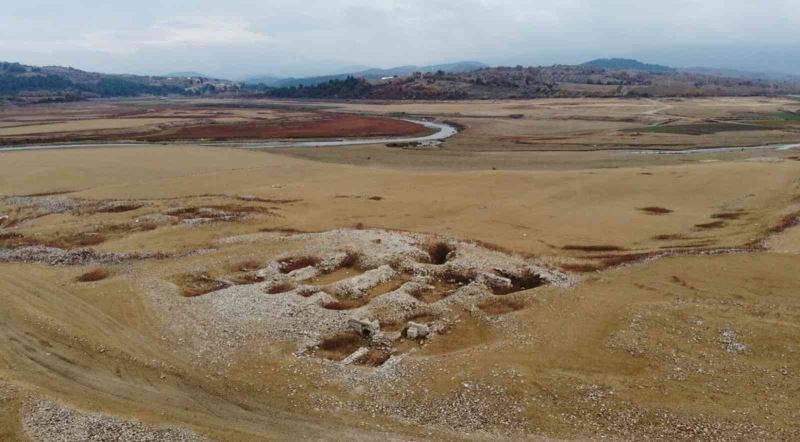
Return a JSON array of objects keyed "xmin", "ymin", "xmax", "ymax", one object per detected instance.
[{"xmin": 1, "ymin": 97, "xmax": 799, "ymax": 441}]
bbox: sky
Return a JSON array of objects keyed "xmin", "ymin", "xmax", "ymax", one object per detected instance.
[{"xmin": 2, "ymin": 0, "xmax": 799, "ymax": 79}]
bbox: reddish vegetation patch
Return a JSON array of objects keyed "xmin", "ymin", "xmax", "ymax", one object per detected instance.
[
  {"xmin": 152, "ymin": 113, "xmax": 427, "ymax": 140},
  {"xmin": 639, "ymin": 206, "xmax": 674, "ymax": 215}
]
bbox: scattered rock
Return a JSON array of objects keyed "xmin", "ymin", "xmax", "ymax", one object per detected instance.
[
  {"xmin": 348, "ymin": 318, "xmax": 380, "ymax": 338},
  {"xmin": 719, "ymin": 329, "xmax": 747, "ymax": 353},
  {"xmin": 404, "ymin": 322, "xmax": 430, "ymax": 340}
]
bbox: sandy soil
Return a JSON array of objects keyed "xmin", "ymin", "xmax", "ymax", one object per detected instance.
[{"xmin": 1, "ymin": 97, "xmax": 799, "ymax": 441}]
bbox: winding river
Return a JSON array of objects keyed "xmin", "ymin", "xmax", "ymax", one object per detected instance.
[{"xmin": 0, "ymin": 119, "xmax": 458, "ymax": 153}]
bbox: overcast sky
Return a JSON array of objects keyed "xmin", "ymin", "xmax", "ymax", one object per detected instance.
[{"xmin": 2, "ymin": 0, "xmax": 799, "ymax": 78}]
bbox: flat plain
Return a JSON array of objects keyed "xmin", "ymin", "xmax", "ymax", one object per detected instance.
[{"xmin": 1, "ymin": 96, "xmax": 799, "ymax": 441}]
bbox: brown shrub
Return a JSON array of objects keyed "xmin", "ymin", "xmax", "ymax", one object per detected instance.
[
  {"xmin": 338, "ymin": 250, "xmax": 362, "ymax": 270},
  {"xmin": 138, "ymin": 222, "xmax": 159, "ymax": 231},
  {"xmin": 694, "ymin": 221, "xmax": 726, "ymax": 230},
  {"xmin": 560, "ymin": 263, "xmax": 601, "ymax": 273},
  {"xmin": 711, "ymin": 211, "xmax": 747, "ymax": 220},
  {"xmin": 265, "ymin": 281, "xmax": 295, "ymax": 294},
  {"xmin": 639, "ymin": 206, "xmax": 674, "ymax": 215},
  {"xmin": 175, "ymin": 272, "xmax": 230, "ymax": 297},
  {"xmin": 765, "ymin": 212, "xmax": 800, "ymax": 235},
  {"xmin": 321, "ymin": 297, "xmax": 369, "ymax": 310},
  {"xmin": 562, "ymin": 245, "xmax": 626, "ymax": 252},
  {"xmin": 439, "ymin": 267, "xmax": 476, "ymax": 286},
  {"xmin": 76, "ymin": 268, "xmax": 110, "ymax": 282},
  {"xmin": 43, "ymin": 232, "xmax": 107, "ymax": 249},
  {"xmin": 0, "ymin": 232, "xmax": 27, "ymax": 247},
  {"xmin": 233, "ymin": 259, "xmax": 262, "ymax": 272},
  {"xmin": 652, "ymin": 234, "xmax": 688, "ymax": 241},
  {"xmin": 95, "ymin": 204, "xmax": 142, "ymax": 213},
  {"xmin": 259, "ymin": 227, "xmax": 306, "ymax": 234}
]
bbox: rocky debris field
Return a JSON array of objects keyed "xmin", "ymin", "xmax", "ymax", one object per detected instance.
[
  {"xmin": 22, "ymin": 399, "xmax": 207, "ymax": 442},
  {"xmin": 150, "ymin": 229, "xmax": 572, "ymax": 372}
]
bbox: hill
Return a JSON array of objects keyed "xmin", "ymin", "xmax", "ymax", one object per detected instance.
[
  {"xmin": 680, "ymin": 66, "xmax": 800, "ymax": 82},
  {"xmin": 0, "ymin": 61, "xmax": 238, "ymax": 103},
  {"xmin": 164, "ymin": 71, "xmax": 221, "ymax": 79},
  {"xmin": 259, "ymin": 64, "xmax": 800, "ymax": 100},
  {"xmin": 581, "ymin": 58, "xmax": 676, "ymax": 74},
  {"xmin": 243, "ymin": 61, "xmax": 487, "ymax": 87}
]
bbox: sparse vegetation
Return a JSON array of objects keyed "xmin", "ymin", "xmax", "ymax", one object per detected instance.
[
  {"xmin": 563, "ymin": 245, "xmax": 626, "ymax": 252},
  {"xmin": 175, "ymin": 272, "xmax": 230, "ymax": 297},
  {"xmin": 639, "ymin": 206, "xmax": 674, "ymax": 215},
  {"xmin": 76, "ymin": 268, "xmax": 110, "ymax": 282}
]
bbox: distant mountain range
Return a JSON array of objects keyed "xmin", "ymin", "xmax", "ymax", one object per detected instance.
[
  {"xmin": 679, "ymin": 66, "xmax": 800, "ymax": 82},
  {"xmin": 164, "ymin": 71, "xmax": 218, "ymax": 79},
  {"xmin": 581, "ymin": 58, "xmax": 677, "ymax": 74},
  {"xmin": 242, "ymin": 61, "xmax": 488, "ymax": 87},
  {"xmin": 3, "ymin": 58, "xmax": 800, "ymax": 103}
]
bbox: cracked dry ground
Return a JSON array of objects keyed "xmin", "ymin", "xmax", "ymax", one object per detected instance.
[{"xmin": 1, "ymin": 146, "xmax": 799, "ymax": 441}]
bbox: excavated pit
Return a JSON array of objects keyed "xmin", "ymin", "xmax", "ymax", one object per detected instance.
[
  {"xmin": 158, "ymin": 229, "xmax": 572, "ymax": 372},
  {"xmin": 314, "ymin": 332, "xmax": 367, "ymax": 362}
]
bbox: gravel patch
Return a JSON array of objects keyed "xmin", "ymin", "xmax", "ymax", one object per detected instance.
[
  {"xmin": 22, "ymin": 399, "xmax": 208, "ymax": 442},
  {"xmin": 719, "ymin": 329, "xmax": 747, "ymax": 353},
  {"xmin": 0, "ymin": 246, "xmax": 165, "ymax": 266},
  {"xmin": 5, "ymin": 196, "xmax": 89, "ymax": 214}
]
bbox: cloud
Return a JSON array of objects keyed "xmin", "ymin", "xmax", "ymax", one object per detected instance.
[
  {"xmin": 0, "ymin": 16, "xmax": 270, "ymax": 55},
  {"xmin": 1, "ymin": 0, "xmax": 799, "ymax": 77}
]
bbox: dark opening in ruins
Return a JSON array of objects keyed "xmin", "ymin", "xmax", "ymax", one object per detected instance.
[
  {"xmin": 488, "ymin": 269, "xmax": 543, "ymax": 295},
  {"xmin": 315, "ymin": 332, "xmax": 367, "ymax": 361},
  {"xmin": 425, "ymin": 242, "xmax": 456, "ymax": 265},
  {"xmin": 278, "ymin": 256, "xmax": 321, "ymax": 274}
]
